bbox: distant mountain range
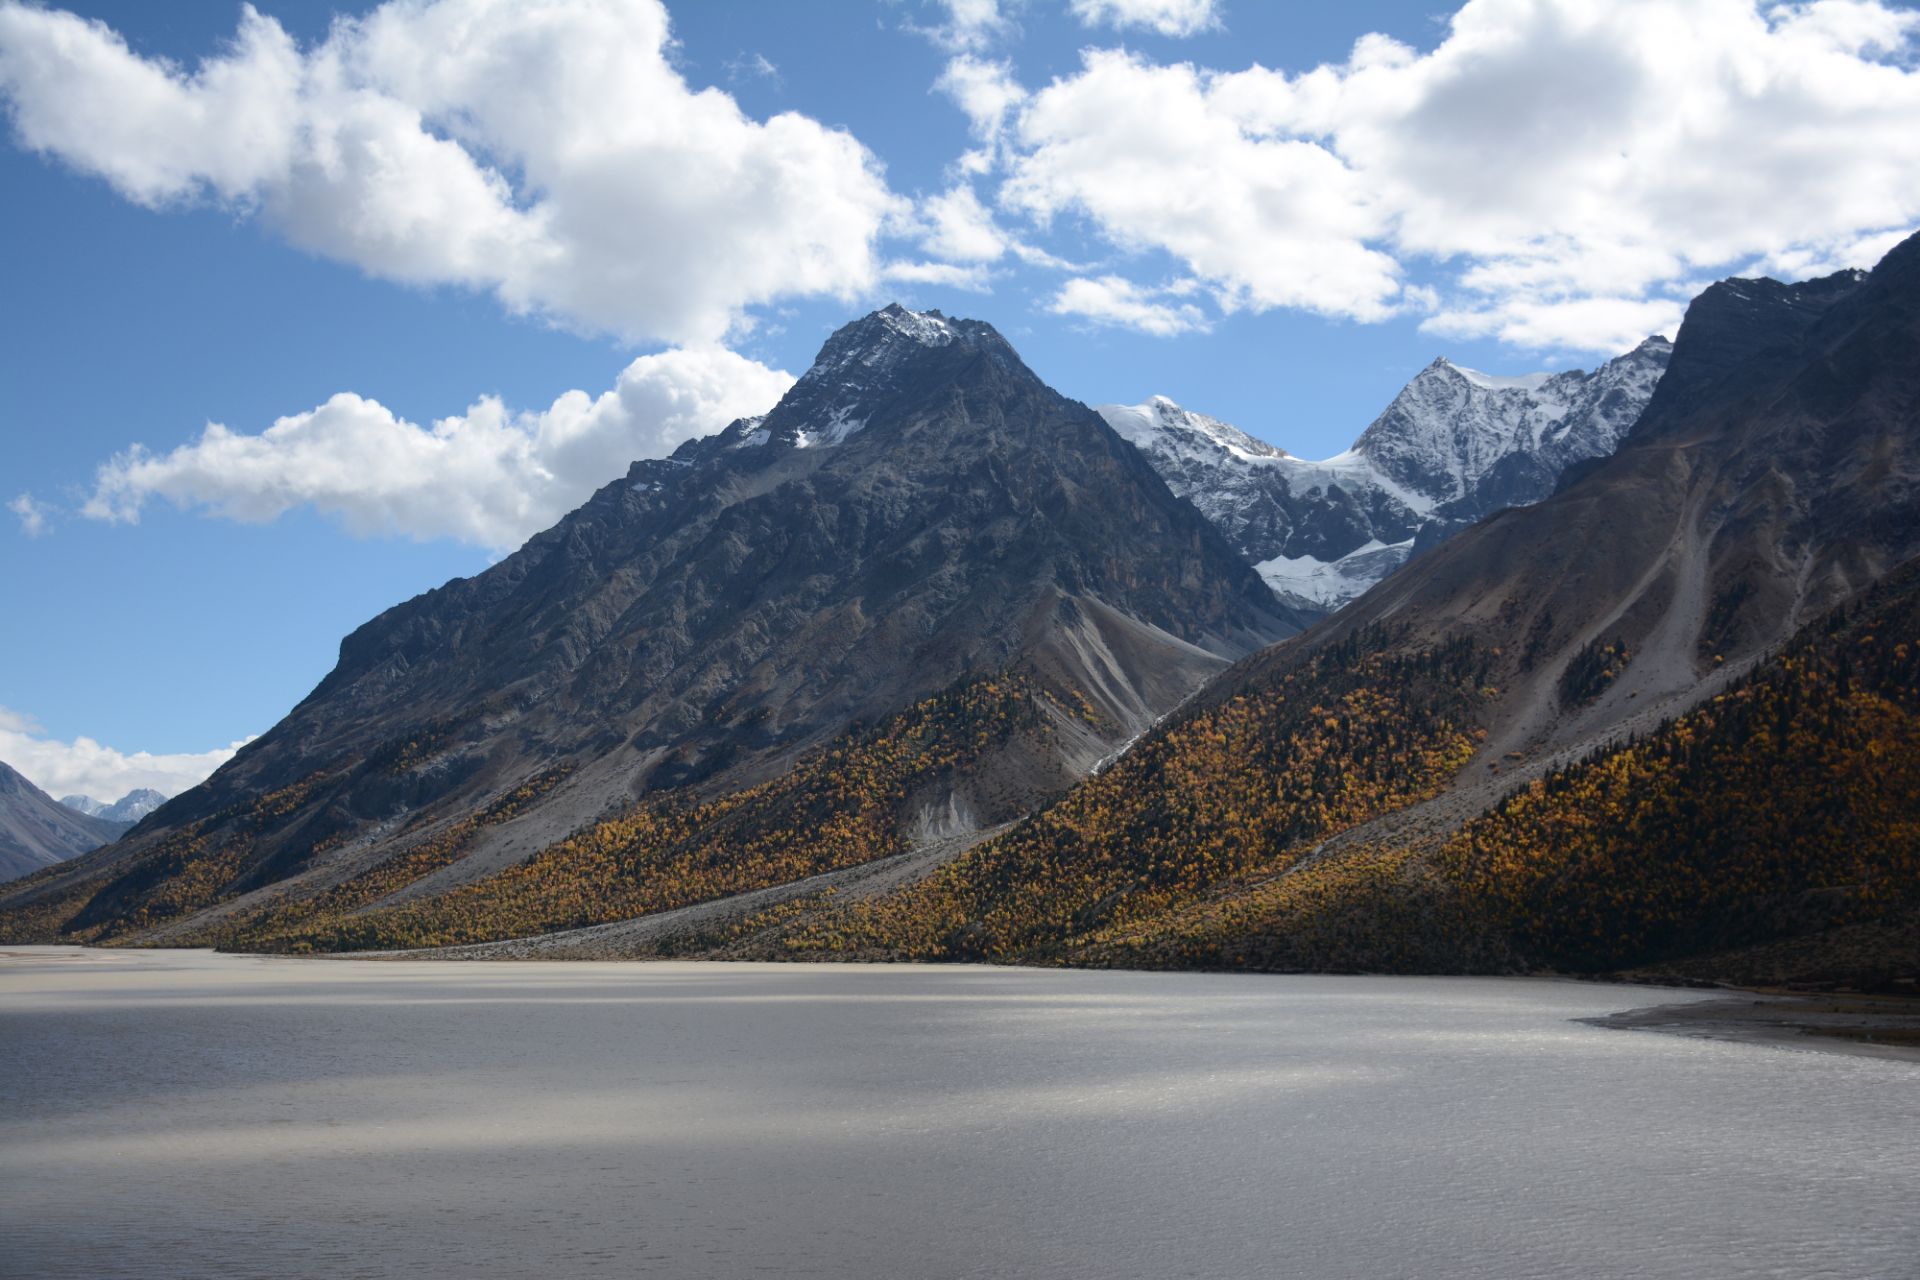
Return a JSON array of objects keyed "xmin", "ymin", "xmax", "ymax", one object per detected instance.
[
  {"xmin": 1100, "ymin": 336, "xmax": 1671, "ymax": 612},
  {"xmin": 60, "ymin": 789, "xmax": 166, "ymax": 824},
  {"xmin": 3, "ymin": 234, "xmax": 1914, "ymax": 988},
  {"xmin": 0, "ymin": 762, "xmax": 129, "ymax": 882}
]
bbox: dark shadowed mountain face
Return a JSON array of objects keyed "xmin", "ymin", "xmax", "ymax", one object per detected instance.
[
  {"xmin": 4, "ymin": 305, "xmax": 1298, "ymax": 937},
  {"xmin": 0, "ymin": 762, "xmax": 128, "ymax": 882}
]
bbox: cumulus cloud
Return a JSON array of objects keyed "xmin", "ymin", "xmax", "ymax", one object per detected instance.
[
  {"xmin": 1069, "ymin": 0, "xmax": 1220, "ymax": 38},
  {"xmin": 980, "ymin": 0, "xmax": 1920, "ymax": 351},
  {"xmin": 911, "ymin": 0, "xmax": 1014, "ymax": 53},
  {"xmin": 1004, "ymin": 51, "xmax": 1402, "ymax": 322},
  {"xmin": 938, "ymin": 53, "xmax": 1029, "ymax": 142},
  {"xmin": 0, "ymin": 706, "xmax": 252, "ymax": 802},
  {"xmin": 885, "ymin": 260, "xmax": 995, "ymax": 291},
  {"xmin": 8, "ymin": 493, "xmax": 49, "ymax": 537},
  {"xmin": 1050, "ymin": 275, "xmax": 1209, "ymax": 335},
  {"xmin": 919, "ymin": 185, "xmax": 1010, "ymax": 262},
  {"xmin": 82, "ymin": 348, "xmax": 794, "ymax": 549},
  {"xmin": 0, "ymin": 0, "xmax": 904, "ymax": 345}
]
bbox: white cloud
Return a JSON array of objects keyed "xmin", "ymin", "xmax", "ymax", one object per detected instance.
[
  {"xmin": 885, "ymin": 259, "xmax": 996, "ymax": 291},
  {"xmin": 1003, "ymin": 51, "xmax": 1403, "ymax": 323},
  {"xmin": 0, "ymin": 0, "xmax": 904, "ymax": 345},
  {"xmin": 919, "ymin": 184, "xmax": 1010, "ymax": 262},
  {"xmin": 0, "ymin": 706, "xmax": 252, "ymax": 803},
  {"xmin": 725, "ymin": 51, "xmax": 782, "ymax": 86},
  {"xmin": 82, "ymin": 348, "xmax": 794, "ymax": 549},
  {"xmin": 1069, "ymin": 0, "xmax": 1220, "ymax": 38},
  {"xmin": 1050, "ymin": 275, "xmax": 1209, "ymax": 335},
  {"xmin": 937, "ymin": 53, "xmax": 1029, "ymax": 144},
  {"xmin": 8, "ymin": 492, "xmax": 49, "ymax": 537},
  {"xmin": 979, "ymin": 0, "xmax": 1920, "ymax": 352},
  {"xmin": 911, "ymin": 0, "xmax": 1014, "ymax": 53},
  {"xmin": 1423, "ymin": 294, "xmax": 1688, "ymax": 354}
]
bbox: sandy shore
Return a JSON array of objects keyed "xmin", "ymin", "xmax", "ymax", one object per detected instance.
[{"xmin": 1588, "ymin": 992, "xmax": 1920, "ymax": 1063}]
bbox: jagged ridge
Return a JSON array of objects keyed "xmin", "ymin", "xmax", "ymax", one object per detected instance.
[{"xmin": 1099, "ymin": 336, "xmax": 1671, "ymax": 612}]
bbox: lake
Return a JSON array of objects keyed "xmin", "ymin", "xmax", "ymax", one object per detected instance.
[{"xmin": 1, "ymin": 947, "xmax": 1914, "ymax": 1279}]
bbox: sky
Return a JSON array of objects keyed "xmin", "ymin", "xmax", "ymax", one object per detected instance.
[{"xmin": 3, "ymin": 0, "xmax": 1918, "ymax": 802}]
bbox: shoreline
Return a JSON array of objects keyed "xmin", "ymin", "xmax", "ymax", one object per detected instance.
[
  {"xmin": 10, "ymin": 943, "xmax": 1918, "ymax": 1064},
  {"xmin": 1587, "ymin": 992, "xmax": 1920, "ymax": 1063}
]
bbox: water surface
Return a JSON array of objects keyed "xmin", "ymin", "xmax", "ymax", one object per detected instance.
[{"xmin": 2, "ymin": 948, "xmax": 1914, "ymax": 1279}]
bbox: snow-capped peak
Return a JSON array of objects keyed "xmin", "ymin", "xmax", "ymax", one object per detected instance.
[
  {"xmin": 1101, "ymin": 336, "xmax": 1670, "ymax": 618},
  {"xmin": 872, "ymin": 302, "xmax": 958, "ymax": 348},
  {"xmin": 686, "ymin": 305, "xmax": 1019, "ymax": 461},
  {"xmin": 798, "ymin": 303, "xmax": 965, "ymax": 388},
  {"xmin": 1438, "ymin": 359, "xmax": 1557, "ymax": 393},
  {"xmin": 1356, "ymin": 340, "xmax": 1671, "ymax": 504},
  {"xmin": 59, "ymin": 787, "xmax": 166, "ymax": 823},
  {"xmin": 1098, "ymin": 396, "xmax": 1287, "ymax": 463}
]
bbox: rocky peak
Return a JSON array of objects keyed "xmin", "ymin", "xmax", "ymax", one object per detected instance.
[
  {"xmin": 1637, "ymin": 269, "xmax": 1867, "ymax": 429},
  {"xmin": 1355, "ymin": 340, "xmax": 1672, "ymax": 507},
  {"xmin": 698, "ymin": 304, "xmax": 1030, "ymax": 456},
  {"xmin": 1099, "ymin": 335, "xmax": 1671, "ymax": 615}
]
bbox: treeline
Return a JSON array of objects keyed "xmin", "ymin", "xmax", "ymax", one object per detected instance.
[
  {"xmin": 225, "ymin": 675, "xmax": 1064, "ymax": 952},
  {"xmin": 0, "ymin": 711, "xmax": 491, "ymax": 944},
  {"xmin": 198, "ymin": 767, "xmax": 573, "ymax": 949},
  {"xmin": 1439, "ymin": 566, "xmax": 1920, "ymax": 973},
  {"xmin": 0, "ymin": 769, "xmax": 338, "ymax": 944},
  {"xmin": 768, "ymin": 629, "xmax": 1492, "ymax": 961}
]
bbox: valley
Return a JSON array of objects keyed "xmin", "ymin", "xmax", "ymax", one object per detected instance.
[{"xmin": 3, "ymin": 236, "xmax": 1916, "ymax": 995}]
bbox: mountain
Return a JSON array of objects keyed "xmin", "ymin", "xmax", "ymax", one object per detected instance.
[
  {"xmin": 1098, "ymin": 336, "xmax": 1670, "ymax": 612},
  {"xmin": 0, "ymin": 305, "xmax": 1298, "ymax": 947},
  {"xmin": 707, "ymin": 236, "xmax": 1919, "ymax": 986},
  {"xmin": 0, "ymin": 762, "xmax": 129, "ymax": 882},
  {"xmin": 60, "ymin": 789, "xmax": 167, "ymax": 823}
]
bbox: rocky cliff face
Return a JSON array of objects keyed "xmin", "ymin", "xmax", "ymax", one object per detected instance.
[
  {"xmin": 3, "ymin": 305, "xmax": 1299, "ymax": 939},
  {"xmin": 1099, "ymin": 337, "xmax": 1671, "ymax": 612}
]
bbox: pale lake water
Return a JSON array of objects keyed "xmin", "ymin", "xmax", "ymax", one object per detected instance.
[{"xmin": 1, "ymin": 949, "xmax": 1915, "ymax": 1280}]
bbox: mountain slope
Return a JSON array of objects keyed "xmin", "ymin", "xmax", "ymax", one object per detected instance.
[
  {"xmin": 0, "ymin": 762, "xmax": 128, "ymax": 882},
  {"xmin": 1099, "ymin": 337, "xmax": 1670, "ymax": 611},
  {"xmin": 0, "ymin": 305, "xmax": 1298, "ymax": 945},
  {"xmin": 725, "ymin": 236, "xmax": 1920, "ymax": 984}
]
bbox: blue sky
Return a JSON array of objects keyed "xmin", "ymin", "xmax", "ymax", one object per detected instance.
[{"xmin": 3, "ymin": 0, "xmax": 1918, "ymax": 799}]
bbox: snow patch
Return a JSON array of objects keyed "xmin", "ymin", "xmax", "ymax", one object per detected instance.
[
  {"xmin": 819, "ymin": 405, "xmax": 868, "ymax": 446},
  {"xmin": 1444, "ymin": 361, "xmax": 1556, "ymax": 393},
  {"xmin": 1256, "ymin": 539, "xmax": 1414, "ymax": 611},
  {"xmin": 875, "ymin": 305, "xmax": 957, "ymax": 349}
]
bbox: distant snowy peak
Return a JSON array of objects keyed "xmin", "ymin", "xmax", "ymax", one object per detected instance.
[
  {"xmin": 1104, "ymin": 335, "xmax": 1671, "ymax": 616},
  {"xmin": 58, "ymin": 787, "xmax": 165, "ymax": 823},
  {"xmin": 1100, "ymin": 395, "xmax": 1287, "ymax": 463},
  {"xmin": 1356, "ymin": 337, "xmax": 1672, "ymax": 506},
  {"xmin": 1444, "ymin": 363, "xmax": 1558, "ymax": 393}
]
